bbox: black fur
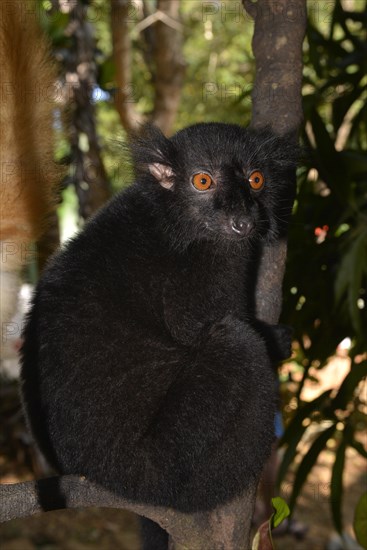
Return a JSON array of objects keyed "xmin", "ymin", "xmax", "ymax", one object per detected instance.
[
  {"xmin": 140, "ymin": 518, "xmax": 169, "ymax": 550},
  {"xmin": 20, "ymin": 124, "xmax": 297, "ymax": 537}
]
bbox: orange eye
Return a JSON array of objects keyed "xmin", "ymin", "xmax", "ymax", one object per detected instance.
[
  {"xmin": 248, "ymin": 170, "xmax": 265, "ymax": 190},
  {"xmin": 192, "ymin": 172, "xmax": 214, "ymax": 191}
]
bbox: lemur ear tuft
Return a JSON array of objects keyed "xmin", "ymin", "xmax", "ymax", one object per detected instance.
[
  {"xmin": 130, "ymin": 124, "xmax": 177, "ymax": 188},
  {"xmin": 149, "ymin": 163, "xmax": 174, "ymax": 189}
]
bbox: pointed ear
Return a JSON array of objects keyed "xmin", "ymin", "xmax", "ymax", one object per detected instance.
[
  {"xmin": 149, "ymin": 163, "xmax": 174, "ymax": 189},
  {"xmin": 129, "ymin": 124, "xmax": 177, "ymax": 187}
]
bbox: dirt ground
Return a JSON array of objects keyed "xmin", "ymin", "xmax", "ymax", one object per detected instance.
[{"xmin": 1, "ymin": 354, "xmax": 366, "ymax": 550}]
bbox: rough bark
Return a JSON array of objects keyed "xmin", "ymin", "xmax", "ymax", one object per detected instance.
[
  {"xmin": 238, "ymin": 0, "xmax": 306, "ymax": 545},
  {"xmin": 0, "ymin": 476, "xmax": 256, "ymax": 550},
  {"xmin": 243, "ymin": 0, "xmax": 307, "ymax": 324},
  {"xmin": 243, "ymin": 0, "xmax": 306, "ymax": 137}
]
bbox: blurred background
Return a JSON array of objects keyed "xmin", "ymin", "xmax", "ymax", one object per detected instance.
[{"xmin": 0, "ymin": 1, "xmax": 366, "ymax": 549}]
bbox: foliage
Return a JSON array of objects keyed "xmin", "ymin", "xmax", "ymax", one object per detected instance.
[
  {"xmin": 270, "ymin": 497, "xmax": 291, "ymax": 529},
  {"xmin": 41, "ymin": 0, "xmax": 255, "ymax": 191},
  {"xmin": 279, "ymin": 0, "xmax": 367, "ymax": 534},
  {"xmin": 252, "ymin": 497, "xmax": 290, "ymax": 549},
  {"xmin": 354, "ymin": 492, "xmax": 367, "ymax": 549},
  {"xmin": 178, "ymin": 2, "xmax": 254, "ymax": 127}
]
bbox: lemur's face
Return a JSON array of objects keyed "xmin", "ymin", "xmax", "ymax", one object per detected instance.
[{"xmin": 133, "ymin": 122, "xmax": 299, "ymax": 247}]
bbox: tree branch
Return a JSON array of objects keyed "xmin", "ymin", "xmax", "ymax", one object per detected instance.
[
  {"xmin": 0, "ymin": 475, "xmax": 185, "ymax": 526},
  {"xmin": 110, "ymin": 0, "xmax": 185, "ymax": 136},
  {"xmin": 243, "ymin": 0, "xmax": 306, "ymax": 137},
  {"xmin": 110, "ymin": 0, "xmax": 145, "ymax": 133},
  {"xmin": 140, "ymin": 0, "xmax": 156, "ymax": 77},
  {"xmin": 0, "ymin": 475, "xmax": 256, "ymax": 549},
  {"xmin": 150, "ymin": 0, "xmax": 185, "ymax": 135},
  {"xmin": 243, "ymin": 0, "xmax": 307, "ymax": 323}
]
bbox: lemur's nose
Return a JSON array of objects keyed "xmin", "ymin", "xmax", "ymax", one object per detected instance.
[{"xmin": 231, "ymin": 216, "xmax": 254, "ymax": 236}]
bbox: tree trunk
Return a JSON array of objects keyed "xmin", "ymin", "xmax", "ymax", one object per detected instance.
[
  {"xmin": 110, "ymin": 0, "xmax": 185, "ymax": 136},
  {"xmin": 243, "ymin": 0, "xmax": 306, "ymax": 327},
  {"xmin": 168, "ymin": 1, "xmax": 307, "ymax": 547},
  {"xmin": 150, "ymin": 0, "xmax": 185, "ymax": 135},
  {"xmin": 65, "ymin": 0, "xmax": 111, "ymax": 220},
  {"xmin": 110, "ymin": 0, "xmax": 145, "ymax": 133}
]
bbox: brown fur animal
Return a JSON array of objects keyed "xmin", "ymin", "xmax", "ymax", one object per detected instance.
[{"xmin": 0, "ymin": 1, "xmax": 59, "ymax": 339}]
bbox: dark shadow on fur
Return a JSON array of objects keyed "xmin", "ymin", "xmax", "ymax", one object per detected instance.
[
  {"xmin": 140, "ymin": 517, "xmax": 169, "ymax": 550},
  {"xmin": 36, "ymin": 477, "xmax": 66, "ymax": 512}
]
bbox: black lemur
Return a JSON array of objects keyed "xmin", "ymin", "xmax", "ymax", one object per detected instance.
[{"xmin": 20, "ymin": 122, "xmax": 297, "ymax": 531}]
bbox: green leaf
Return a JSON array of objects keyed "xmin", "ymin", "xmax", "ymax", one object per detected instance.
[
  {"xmin": 340, "ymin": 150, "xmax": 367, "ymax": 178},
  {"xmin": 331, "ymin": 438, "xmax": 346, "ymax": 533},
  {"xmin": 308, "ymin": 108, "xmax": 347, "ymax": 202},
  {"xmin": 345, "ymin": 10, "xmax": 367, "ymax": 24},
  {"xmin": 328, "ymin": 0, "xmax": 340, "ymax": 41},
  {"xmin": 289, "ymin": 424, "xmax": 336, "ymax": 512},
  {"xmin": 98, "ymin": 57, "xmax": 116, "ymax": 90},
  {"xmin": 306, "ymin": 25, "xmax": 325, "ymax": 79},
  {"xmin": 334, "ymin": 230, "xmax": 367, "ymax": 335},
  {"xmin": 277, "ymin": 391, "xmax": 332, "ymax": 485},
  {"xmin": 332, "ymin": 361, "xmax": 367, "ymax": 410},
  {"xmin": 277, "ymin": 424, "xmax": 307, "ymax": 486},
  {"xmin": 271, "ymin": 497, "xmax": 290, "ymax": 529},
  {"xmin": 332, "ymin": 85, "xmax": 364, "ymax": 132},
  {"xmin": 349, "ymin": 102, "xmax": 367, "ymax": 142},
  {"xmin": 354, "ymin": 493, "xmax": 367, "ymax": 549},
  {"xmin": 280, "ymin": 390, "xmax": 332, "ymax": 447},
  {"xmin": 350, "ymin": 440, "xmax": 367, "ymax": 460},
  {"xmin": 42, "ymin": 11, "xmax": 70, "ymax": 45}
]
